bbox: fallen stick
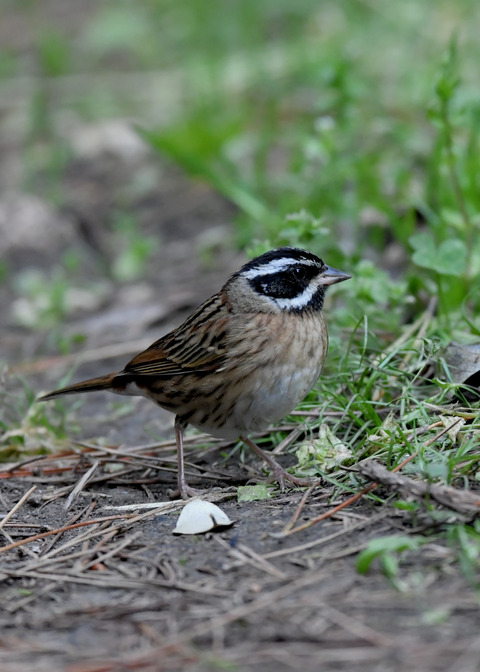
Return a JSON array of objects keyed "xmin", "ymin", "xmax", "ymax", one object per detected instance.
[{"xmin": 358, "ymin": 460, "xmax": 480, "ymax": 515}]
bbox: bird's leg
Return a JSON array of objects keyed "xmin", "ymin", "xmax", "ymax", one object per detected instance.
[
  {"xmin": 171, "ymin": 416, "xmax": 204, "ymax": 499},
  {"xmin": 241, "ymin": 436, "xmax": 315, "ymax": 490}
]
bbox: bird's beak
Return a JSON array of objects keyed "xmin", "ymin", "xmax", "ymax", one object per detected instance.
[{"xmin": 319, "ymin": 265, "xmax": 352, "ymax": 286}]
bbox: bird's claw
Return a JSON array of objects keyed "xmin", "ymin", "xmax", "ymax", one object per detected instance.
[
  {"xmin": 268, "ymin": 466, "xmax": 319, "ymax": 491},
  {"xmin": 168, "ymin": 483, "xmax": 206, "ymax": 500}
]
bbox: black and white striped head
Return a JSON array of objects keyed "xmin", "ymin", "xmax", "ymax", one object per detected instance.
[{"xmin": 227, "ymin": 247, "xmax": 351, "ymax": 314}]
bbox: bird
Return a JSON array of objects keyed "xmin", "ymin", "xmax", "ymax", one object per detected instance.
[{"xmin": 39, "ymin": 247, "xmax": 351, "ymax": 498}]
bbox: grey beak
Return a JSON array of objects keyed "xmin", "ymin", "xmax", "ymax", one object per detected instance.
[{"xmin": 319, "ymin": 265, "xmax": 352, "ymax": 286}]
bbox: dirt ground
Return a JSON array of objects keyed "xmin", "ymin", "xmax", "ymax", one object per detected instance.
[{"xmin": 1, "ymin": 132, "xmax": 480, "ymax": 672}]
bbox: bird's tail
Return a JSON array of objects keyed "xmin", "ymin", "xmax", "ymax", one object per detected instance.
[{"xmin": 38, "ymin": 373, "xmax": 117, "ymax": 401}]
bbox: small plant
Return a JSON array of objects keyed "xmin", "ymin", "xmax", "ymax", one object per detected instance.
[
  {"xmin": 11, "ymin": 267, "xmax": 109, "ymax": 329},
  {"xmin": 411, "ymin": 40, "xmax": 480, "ymax": 326},
  {"xmin": 357, "ymin": 535, "xmax": 428, "ymax": 590},
  {"xmin": 447, "ymin": 522, "xmax": 480, "ymax": 587},
  {"xmin": 111, "ymin": 212, "xmax": 159, "ymax": 281},
  {"xmin": 0, "ymin": 376, "xmax": 72, "ymax": 460}
]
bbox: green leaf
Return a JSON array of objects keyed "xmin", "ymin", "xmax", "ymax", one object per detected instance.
[
  {"xmin": 380, "ymin": 553, "xmax": 399, "ymax": 580},
  {"xmin": 237, "ymin": 484, "xmax": 272, "ymax": 502},
  {"xmin": 139, "ymin": 125, "xmax": 268, "ymax": 221},
  {"xmin": 393, "ymin": 500, "xmax": 420, "ymax": 512},
  {"xmin": 410, "ymin": 232, "xmax": 467, "ymax": 276},
  {"xmin": 294, "ymin": 424, "xmax": 353, "ymax": 476},
  {"xmin": 434, "ymin": 38, "xmax": 460, "ymax": 104},
  {"xmin": 357, "ymin": 535, "xmax": 426, "ymax": 574}
]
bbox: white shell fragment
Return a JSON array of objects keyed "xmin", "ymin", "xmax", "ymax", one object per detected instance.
[{"xmin": 173, "ymin": 499, "xmax": 234, "ymax": 535}]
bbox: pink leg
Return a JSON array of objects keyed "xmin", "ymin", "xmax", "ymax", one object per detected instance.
[{"xmin": 172, "ymin": 416, "xmax": 204, "ymax": 499}]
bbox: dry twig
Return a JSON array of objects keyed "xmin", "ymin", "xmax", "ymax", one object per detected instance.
[
  {"xmin": 358, "ymin": 460, "xmax": 480, "ymax": 515},
  {"xmin": 0, "ymin": 486, "xmax": 37, "ymax": 531}
]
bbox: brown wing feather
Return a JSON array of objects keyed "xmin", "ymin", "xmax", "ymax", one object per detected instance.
[{"xmin": 122, "ymin": 294, "xmax": 230, "ymax": 378}]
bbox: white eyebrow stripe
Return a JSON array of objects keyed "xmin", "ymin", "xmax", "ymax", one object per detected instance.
[
  {"xmin": 274, "ymin": 282, "xmax": 318, "ymax": 310},
  {"xmin": 242, "ymin": 257, "xmax": 317, "ymax": 279}
]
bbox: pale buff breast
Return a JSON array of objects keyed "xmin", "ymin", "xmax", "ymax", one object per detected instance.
[{"xmin": 189, "ymin": 311, "xmax": 329, "ymax": 439}]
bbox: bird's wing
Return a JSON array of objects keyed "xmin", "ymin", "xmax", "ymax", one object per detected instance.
[{"xmin": 122, "ymin": 295, "xmax": 230, "ymax": 377}]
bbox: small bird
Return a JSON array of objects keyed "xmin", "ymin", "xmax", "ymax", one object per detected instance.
[{"xmin": 39, "ymin": 247, "xmax": 351, "ymax": 498}]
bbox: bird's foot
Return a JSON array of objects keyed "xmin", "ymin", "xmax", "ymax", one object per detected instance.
[
  {"xmin": 266, "ymin": 466, "xmax": 318, "ymax": 491},
  {"xmin": 168, "ymin": 481, "xmax": 206, "ymax": 500},
  {"xmin": 241, "ymin": 435, "xmax": 320, "ymax": 492}
]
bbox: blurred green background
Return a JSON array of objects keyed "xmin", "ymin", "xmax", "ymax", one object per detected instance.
[{"xmin": 1, "ymin": 0, "xmax": 480, "ymax": 340}]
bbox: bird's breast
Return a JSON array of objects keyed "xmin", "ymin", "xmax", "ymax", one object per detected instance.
[{"xmin": 190, "ymin": 310, "xmax": 328, "ymax": 438}]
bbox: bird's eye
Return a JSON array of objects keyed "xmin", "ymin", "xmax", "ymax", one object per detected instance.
[{"xmin": 291, "ymin": 266, "xmax": 307, "ymax": 281}]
